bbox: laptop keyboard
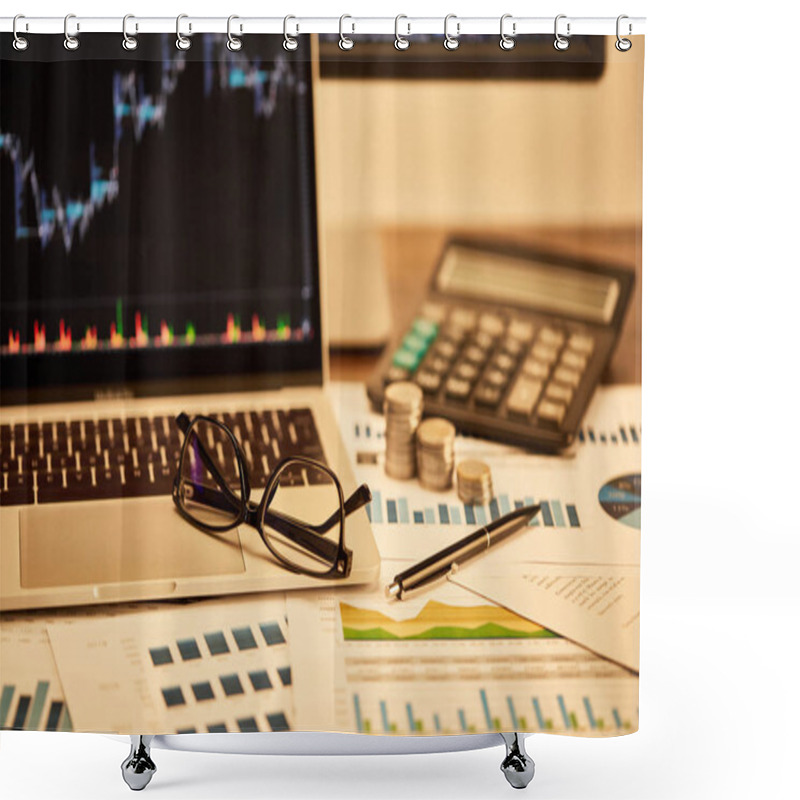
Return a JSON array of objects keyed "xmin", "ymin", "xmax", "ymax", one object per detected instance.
[{"xmin": 0, "ymin": 408, "xmax": 325, "ymax": 507}]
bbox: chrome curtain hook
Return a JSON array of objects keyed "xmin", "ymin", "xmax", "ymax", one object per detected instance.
[
  {"xmin": 122, "ymin": 14, "xmax": 138, "ymax": 51},
  {"xmin": 394, "ymin": 14, "xmax": 410, "ymax": 51},
  {"xmin": 443, "ymin": 14, "xmax": 460, "ymax": 51},
  {"xmin": 553, "ymin": 14, "xmax": 570, "ymax": 51},
  {"xmin": 176, "ymin": 13, "xmax": 192, "ymax": 51},
  {"xmin": 227, "ymin": 15, "xmax": 242, "ymax": 51},
  {"xmin": 616, "ymin": 14, "xmax": 632, "ymax": 51},
  {"xmin": 499, "ymin": 14, "xmax": 516, "ymax": 50},
  {"xmin": 339, "ymin": 14, "xmax": 354, "ymax": 51},
  {"xmin": 12, "ymin": 14, "xmax": 29, "ymax": 51},
  {"xmin": 283, "ymin": 15, "xmax": 298, "ymax": 51},
  {"xmin": 63, "ymin": 13, "xmax": 80, "ymax": 51}
]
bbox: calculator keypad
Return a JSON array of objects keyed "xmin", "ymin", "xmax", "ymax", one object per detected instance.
[{"xmin": 383, "ymin": 303, "xmax": 597, "ymax": 434}]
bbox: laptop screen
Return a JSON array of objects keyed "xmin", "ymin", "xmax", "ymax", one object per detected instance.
[{"xmin": 0, "ymin": 34, "xmax": 322, "ymax": 405}]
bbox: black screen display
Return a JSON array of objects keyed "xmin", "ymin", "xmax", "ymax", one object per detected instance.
[{"xmin": 0, "ymin": 34, "xmax": 322, "ymax": 403}]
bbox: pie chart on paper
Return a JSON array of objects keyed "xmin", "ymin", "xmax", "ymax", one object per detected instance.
[{"xmin": 599, "ymin": 474, "xmax": 641, "ymax": 530}]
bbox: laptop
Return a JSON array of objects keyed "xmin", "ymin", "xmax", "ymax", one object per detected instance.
[{"xmin": 0, "ymin": 34, "xmax": 379, "ymax": 611}]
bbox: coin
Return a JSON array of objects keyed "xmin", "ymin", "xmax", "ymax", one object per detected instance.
[
  {"xmin": 416, "ymin": 417, "xmax": 456, "ymax": 490},
  {"xmin": 456, "ymin": 459, "xmax": 494, "ymax": 505},
  {"xmin": 383, "ymin": 382, "xmax": 424, "ymax": 480}
]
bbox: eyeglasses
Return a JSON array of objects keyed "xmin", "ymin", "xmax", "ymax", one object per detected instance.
[{"xmin": 172, "ymin": 412, "xmax": 371, "ymax": 579}]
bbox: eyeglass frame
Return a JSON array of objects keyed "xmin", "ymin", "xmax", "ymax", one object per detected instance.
[{"xmin": 171, "ymin": 412, "xmax": 371, "ymax": 579}]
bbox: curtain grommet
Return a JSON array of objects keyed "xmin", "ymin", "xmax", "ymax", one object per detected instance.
[
  {"xmin": 444, "ymin": 14, "xmax": 460, "ymax": 51},
  {"xmin": 394, "ymin": 15, "xmax": 410, "ymax": 51},
  {"xmin": 616, "ymin": 15, "xmax": 632, "ymax": 51},
  {"xmin": 227, "ymin": 15, "xmax": 243, "ymax": 51},
  {"xmin": 63, "ymin": 13, "xmax": 80, "ymax": 51},
  {"xmin": 553, "ymin": 14, "xmax": 570, "ymax": 51},
  {"xmin": 12, "ymin": 14, "xmax": 29, "ymax": 51},
  {"xmin": 176, "ymin": 14, "xmax": 192, "ymax": 51},
  {"xmin": 283, "ymin": 15, "xmax": 299, "ymax": 51},
  {"xmin": 122, "ymin": 14, "xmax": 138, "ymax": 51},
  {"xmin": 499, "ymin": 14, "xmax": 516, "ymax": 51}
]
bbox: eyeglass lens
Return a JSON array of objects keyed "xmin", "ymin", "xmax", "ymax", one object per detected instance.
[{"xmin": 177, "ymin": 418, "xmax": 243, "ymax": 528}]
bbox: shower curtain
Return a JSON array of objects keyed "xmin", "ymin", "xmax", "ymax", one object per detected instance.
[{"xmin": 0, "ymin": 25, "xmax": 643, "ymax": 739}]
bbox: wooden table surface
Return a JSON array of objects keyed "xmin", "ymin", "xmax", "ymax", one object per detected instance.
[{"xmin": 329, "ymin": 225, "xmax": 641, "ymax": 386}]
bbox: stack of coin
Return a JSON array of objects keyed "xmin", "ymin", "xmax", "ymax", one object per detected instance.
[
  {"xmin": 383, "ymin": 382, "xmax": 424, "ymax": 480},
  {"xmin": 416, "ymin": 417, "xmax": 456, "ymax": 491},
  {"xmin": 456, "ymin": 459, "xmax": 494, "ymax": 506}
]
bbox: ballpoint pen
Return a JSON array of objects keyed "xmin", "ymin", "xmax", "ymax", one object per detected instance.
[{"xmin": 385, "ymin": 503, "xmax": 541, "ymax": 600}]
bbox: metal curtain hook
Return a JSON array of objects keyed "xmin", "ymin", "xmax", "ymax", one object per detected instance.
[
  {"xmin": 283, "ymin": 15, "xmax": 298, "ymax": 51},
  {"xmin": 64, "ymin": 13, "xmax": 80, "ymax": 51},
  {"xmin": 443, "ymin": 14, "xmax": 460, "ymax": 50},
  {"xmin": 122, "ymin": 14, "xmax": 138, "ymax": 51},
  {"xmin": 176, "ymin": 14, "xmax": 192, "ymax": 50},
  {"xmin": 394, "ymin": 15, "xmax": 410, "ymax": 51},
  {"xmin": 616, "ymin": 15, "xmax": 632, "ymax": 51},
  {"xmin": 500, "ymin": 14, "xmax": 516, "ymax": 50},
  {"xmin": 227, "ymin": 15, "xmax": 242, "ymax": 51},
  {"xmin": 339, "ymin": 14, "xmax": 354, "ymax": 50},
  {"xmin": 553, "ymin": 14, "xmax": 570, "ymax": 51},
  {"xmin": 12, "ymin": 14, "xmax": 29, "ymax": 51}
]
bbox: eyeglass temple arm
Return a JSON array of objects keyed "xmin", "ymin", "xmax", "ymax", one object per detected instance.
[
  {"xmin": 178, "ymin": 479, "xmax": 341, "ymax": 563},
  {"xmin": 285, "ymin": 483, "xmax": 371, "ymax": 536},
  {"xmin": 176, "ymin": 412, "xmax": 243, "ymax": 511}
]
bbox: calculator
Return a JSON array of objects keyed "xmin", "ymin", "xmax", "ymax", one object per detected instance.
[{"xmin": 367, "ymin": 238, "xmax": 634, "ymax": 452}]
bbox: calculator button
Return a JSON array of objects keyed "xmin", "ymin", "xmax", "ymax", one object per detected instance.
[
  {"xmin": 472, "ymin": 331, "xmax": 496, "ymax": 351},
  {"xmin": 560, "ymin": 350, "xmax": 587, "ymax": 372},
  {"xmin": 445, "ymin": 377, "xmax": 472, "ymax": 400},
  {"xmin": 402, "ymin": 332, "xmax": 430, "ymax": 357},
  {"xmin": 492, "ymin": 352, "xmax": 516, "ymax": 373},
  {"xmin": 463, "ymin": 345, "xmax": 489, "ymax": 365},
  {"xmin": 568, "ymin": 333, "xmax": 595, "ymax": 355},
  {"xmin": 478, "ymin": 313, "xmax": 505, "ymax": 337},
  {"xmin": 552, "ymin": 366, "xmax": 582, "ymax": 388},
  {"xmin": 392, "ymin": 348, "xmax": 421, "ymax": 371},
  {"xmin": 416, "ymin": 370, "xmax": 443, "ymax": 394},
  {"xmin": 425, "ymin": 355, "xmax": 451, "ymax": 374},
  {"xmin": 537, "ymin": 399, "xmax": 567, "ymax": 426},
  {"xmin": 442, "ymin": 325, "xmax": 468, "ymax": 344},
  {"xmin": 474, "ymin": 384, "xmax": 503, "ymax": 408},
  {"xmin": 384, "ymin": 365, "xmax": 411, "ymax": 384},
  {"xmin": 454, "ymin": 362, "xmax": 480, "ymax": 382},
  {"xmin": 508, "ymin": 319, "xmax": 535, "ymax": 342},
  {"xmin": 538, "ymin": 327, "xmax": 565, "ymax": 348},
  {"xmin": 506, "ymin": 378, "xmax": 543, "ymax": 417},
  {"xmin": 412, "ymin": 318, "xmax": 439, "ymax": 343},
  {"xmin": 420, "ymin": 302, "xmax": 447, "ymax": 324},
  {"xmin": 433, "ymin": 339, "xmax": 459, "ymax": 361},
  {"xmin": 484, "ymin": 368, "xmax": 508, "ymax": 389},
  {"xmin": 545, "ymin": 383, "xmax": 573, "ymax": 405},
  {"xmin": 531, "ymin": 343, "xmax": 559, "ymax": 364},
  {"xmin": 450, "ymin": 308, "xmax": 478, "ymax": 329},
  {"xmin": 522, "ymin": 358, "xmax": 550, "ymax": 380},
  {"xmin": 500, "ymin": 337, "xmax": 525, "ymax": 359}
]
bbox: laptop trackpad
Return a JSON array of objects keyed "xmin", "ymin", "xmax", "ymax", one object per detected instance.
[{"xmin": 19, "ymin": 500, "xmax": 245, "ymax": 588}]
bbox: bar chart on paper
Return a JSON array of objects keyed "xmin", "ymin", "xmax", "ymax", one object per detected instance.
[
  {"xmin": 339, "ymin": 595, "xmax": 637, "ymax": 737},
  {"xmin": 0, "ymin": 617, "xmax": 72, "ymax": 732},
  {"xmin": 365, "ymin": 490, "xmax": 581, "ymax": 529},
  {"xmin": 0, "ymin": 678, "xmax": 72, "ymax": 732},
  {"xmin": 350, "ymin": 682, "xmax": 637, "ymax": 735},
  {"xmin": 46, "ymin": 596, "xmax": 295, "ymax": 734}
]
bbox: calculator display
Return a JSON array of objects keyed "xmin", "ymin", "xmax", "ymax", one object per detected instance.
[{"xmin": 437, "ymin": 244, "xmax": 620, "ymax": 325}]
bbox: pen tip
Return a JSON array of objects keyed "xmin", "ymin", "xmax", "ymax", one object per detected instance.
[{"xmin": 385, "ymin": 581, "xmax": 401, "ymax": 601}]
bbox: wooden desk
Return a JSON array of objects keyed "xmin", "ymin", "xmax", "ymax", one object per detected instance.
[{"xmin": 330, "ymin": 225, "xmax": 641, "ymax": 386}]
